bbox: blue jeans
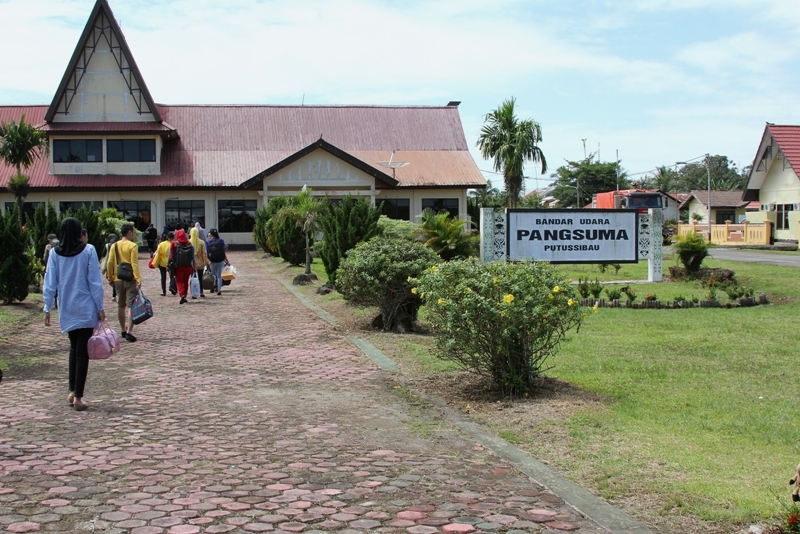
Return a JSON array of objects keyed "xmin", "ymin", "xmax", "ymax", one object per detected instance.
[{"xmin": 210, "ymin": 261, "xmax": 225, "ymax": 293}]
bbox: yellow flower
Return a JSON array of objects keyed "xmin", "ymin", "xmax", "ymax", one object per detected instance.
[
  {"xmin": 582, "ymin": 313, "xmax": 588, "ymax": 318},
  {"xmin": 465, "ymin": 287, "xmax": 472, "ymax": 293},
  {"xmin": 553, "ymin": 286, "xmax": 561, "ymax": 293},
  {"xmin": 568, "ymin": 298, "xmax": 574, "ymax": 306},
  {"xmin": 411, "ymin": 287, "xmax": 418, "ymax": 294},
  {"xmin": 493, "ymin": 277, "xmax": 499, "ymax": 284},
  {"xmin": 503, "ymin": 294, "xmax": 514, "ymax": 304},
  {"xmin": 547, "ymin": 293, "xmax": 554, "ymax": 299},
  {"xmin": 593, "ymin": 304, "xmax": 599, "ymax": 314},
  {"xmin": 420, "ymin": 292, "xmax": 425, "ymax": 299},
  {"xmin": 499, "ymin": 311, "xmax": 505, "ymax": 317},
  {"xmin": 431, "ymin": 265, "xmax": 438, "ymax": 271},
  {"xmin": 438, "ymin": 298, "xmax": 445, "ymax": 305},
  {"xmin": 407, "ymin": 276, "xmax": 412, "ymax": 282}
]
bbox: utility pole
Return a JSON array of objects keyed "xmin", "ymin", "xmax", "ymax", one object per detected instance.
[
  {"xmin": 616, "ymin": 149, "xmax": 620, "ymax": 191},
  {"xmin": 705, "ymin": 153, "xmax": 712, "ymax": 242}
]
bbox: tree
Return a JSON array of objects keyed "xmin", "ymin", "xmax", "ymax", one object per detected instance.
[
  {"xmin": 640, "ymin": 166, "xmax": 680, "ymax": 192},
  {"xmin": 416, "ymin": 210, "xmax": 477, "ymax": 261},
  {"xmin": 550, "ymin": 155, "xmax": 628, "ymax": 208},
  {"xmin": 0, "ymin": 204, "xmax": 32, "ymax": 304},
  {"xmin": 317, "ymin": 194, "xmax": 383, "ymax": 284},
  {"xmin": 676, "ymin": 155, "xmax": 745, "ymax": 192},
  {"xmin": 477, "ymin": 98, "xmax": 546, "ymax": 208},
  {"xmin": 0, "ymin": 115, "xmax": 48, "ymax": 211}
]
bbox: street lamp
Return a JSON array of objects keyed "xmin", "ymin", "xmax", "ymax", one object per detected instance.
[{"xmin": 676, "ymin": 154, "xmax": 712, "ymax": 242}]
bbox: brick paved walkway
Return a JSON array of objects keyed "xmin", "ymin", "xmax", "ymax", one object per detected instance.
[{"xmin": 0, "ymin": 252, "xmax": 610, "ymax": 534}]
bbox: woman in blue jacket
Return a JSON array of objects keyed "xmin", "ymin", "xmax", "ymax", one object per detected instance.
[{"xmin": 43, "ymin": 218, "xmax": 106, "ymax": 411}]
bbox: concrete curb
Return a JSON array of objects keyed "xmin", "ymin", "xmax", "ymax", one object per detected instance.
[{"xmin": 277, "ymin": 273, "xmax": 653, "ymax": 534}]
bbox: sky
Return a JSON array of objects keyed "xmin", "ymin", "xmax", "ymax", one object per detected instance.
[{"xmin": 1, "ymin": 0, "xmax": 799, "ymax": 193}]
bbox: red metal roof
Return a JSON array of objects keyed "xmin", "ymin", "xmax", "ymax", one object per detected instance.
[
  {"xmin": 0, "ymin": 104, "xmax": 485, "ymax": 190},
  {"xmin": 767, "ymin": 124, "xmax": 800, "ymax": 172}
]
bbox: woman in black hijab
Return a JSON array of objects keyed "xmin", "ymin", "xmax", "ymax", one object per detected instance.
[{"xmin": 43, "ymin": 218, "xmax": 106, "ymax": 411}]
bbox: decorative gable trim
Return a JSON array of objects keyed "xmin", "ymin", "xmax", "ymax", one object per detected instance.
[
  {"xmin": 45, "ymin": 0, "xmax": 161, "ymax": 123},
  {"xmin": 239, "ymin": 138, "xmax": 398, "ymax": 189}
]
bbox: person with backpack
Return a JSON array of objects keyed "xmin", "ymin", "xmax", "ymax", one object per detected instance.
[
  {"xmin": 189, "ymin": 227, "xmax": 210, "ymax": 298},
  {"xmin": 43, "ymin": 218, "xmax": 106, "ymax": 411},
  {"xmin": 106, "ymin": 223, "xmax": 142, "ymax": 342},
  {"xmin": 206, "ymin": 228, "xmax": 229, "ymax": 296},
  {"xmin": 170, "ymin": 229, "xmax": 195, "ymax": 304},
  {"xmin": 144, "ymin": 224, "xmax": 158, "ymax": 255}
]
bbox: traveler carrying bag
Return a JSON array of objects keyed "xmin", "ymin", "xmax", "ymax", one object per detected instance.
[
  {"xmin": 202, "ymin": 267, "xmax": 215, "ymax": 290},
  {"xmin": 207, "ymin": 240, "xmax": 225, "ymax": 263},
  {"xmin": 221, "ymin": 265, "xmax": 236, "ymax": 281},
  {"xmin": 88, "ymin": 320, "xmax": 121, "ymax": 360},
  {"xmin": 174, "ymin": 243, "xmax": 194, "ymax": 268},
  {"xmin": 115, "ymin": 243, "xmax": 134, "ymax": 281},
  {"xmin": 190, "ymin": 272, "xmax": 201, "ymax": 299},
  {"xmin": 131, "ymin": 290, "xmax": 154, "ymax": 325}
]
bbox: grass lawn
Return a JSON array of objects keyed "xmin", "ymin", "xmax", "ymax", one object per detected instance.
[{"xmin": 283, "ymin": 253, "xmax": 800, "ymax": 530}]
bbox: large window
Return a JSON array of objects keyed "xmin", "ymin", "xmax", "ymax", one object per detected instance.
[
  {"xmin": 381, "ymin": 198, "xmax": 410, "ymax": 220},
  {"xmin": 218, "ymin": 200, "xmax": 256, "ymax": 233},
  {"xmin": 715, "ymin": 210, "xmax": 735, "ymax": 224},
  {"xmin": 165, "ymin": 200, "xmax": 205, "ymax": 231},
  {"xmin": 108, "ymin": 200, "xmax": 151, "ymax": 232},
  {"xmin": 4, "ymin": 202, "xmax": 42, "ymax": 220},
  {"xmin": 53, "ymin": 139, "xmax": 102, "ymax": 163},
  {"xmin": 107, "ymin": 139, "xmax": 156, "ymax": 162},
  {"xmin": 60, "ymin": 201, "xmax": 103, "ymax": 213},
  {"xmin": 777, "ymin": 204, "xmax": 794, "ymax": 230},
  {"xmin": 422, "ymin": 198, "xmax": 459, "ymax": 219}
]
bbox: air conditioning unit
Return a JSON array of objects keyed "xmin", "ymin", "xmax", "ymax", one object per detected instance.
[
  {"xmin": 793, "ymin": 203, "xmax": 800, "ymax": 211},
  {"xmin": 766, "ymin": 203, "xmax": 777, "ymax": 211}
]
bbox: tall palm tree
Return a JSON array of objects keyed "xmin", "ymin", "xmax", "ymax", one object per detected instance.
[
  {"xmin": 477, "ymin": 98, "xmax": 546, "ymax": 208},
  {"xmin": 0, "ymin": 115, "xmax": 48, "ymax": 209}
]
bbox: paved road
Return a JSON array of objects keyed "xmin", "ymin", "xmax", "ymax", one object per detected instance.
[
  {"xmin": 0, "ymin": 252, "xmax": 647, "ymax": 534},
  {"xmin": 707, "ymin": 247, "xmax": 800, "ymax": 267}
]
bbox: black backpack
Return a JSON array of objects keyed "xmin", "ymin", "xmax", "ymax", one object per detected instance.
[
  {"xmin": 207, "ymin": 240, "xmax": 225, "ymax": 263},
  {"xmin": 174, "ymin": 244, "xmax": 194, "ymax": 268}
]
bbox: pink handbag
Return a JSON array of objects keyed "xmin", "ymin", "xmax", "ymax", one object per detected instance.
[{"xmin": 88, "ymin": 320, "xmax": 121, "ymax": 360}]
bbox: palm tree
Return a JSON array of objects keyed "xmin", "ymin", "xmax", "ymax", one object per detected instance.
[
  {"xmin": 276, "ymin": 188, "xmax": 323, "ymax": 275},
  {"xmin": 477, "ymin": 98, "xmax": 546, "ymax": 208},
  {"xmin": 0, "ymin": 115, "xmax": 48, "ymax": 211}
]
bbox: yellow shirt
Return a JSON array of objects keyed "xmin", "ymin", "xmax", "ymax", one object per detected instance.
[
  {"xmin": 152, "ymin": 240, "xmax": 171, "ymax": 269},
  {"xmin": 106, "ymin": 239, "xmax": 142, "ymax": 283}
]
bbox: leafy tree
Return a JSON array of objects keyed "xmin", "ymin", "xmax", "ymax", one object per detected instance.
[
  {"xmin": 336, "ymin": 237, "xmax": 441, "ymax": 332},
  {"xmin": 256, "ymin": 197, "xmax": 291, "ymax": 256},
  {"xmin": 550, "ymin": 155, "xmax": 628, "ymax": 208},
  {"xmin": 640, "ymin": 166, "xmax": 680, "ymax": 192},
  {"xmin": 284, "ymin": 189, "xmax": 324, "ymax": 275},
  {"xmin": 676, "ymin": 155, "xmax": 745, "ymax": 191},
  {"xmin": 30, "ymin": 200, "xmax": 61, "ymax": 261},
  {"xmin": 416, "ymin": 209, "xmax": 477, "ymax": 261},
  {"xmin": 518, "ymin": 191, "xmax": 544, "ymax": 208},
  {"xmin": 377, "ymin": 215, "xmax": 418, "ymax": 241},
  {"xmin": 0, "ymin": 204, "xmax": 32, "ymax": 304},
  {"xmin": 477, "ymin": 97, "xmax": 546, "ymax": 208},
  {"xmin": 273, "ymin": 214, "xmax": 306, "ymax": 266},
  {"xmin": 317, "ymin": 194, "xmax": 383, "ymax": 284},
  {"xmin": 467, "ymin": 179, "xmax": 509, "ymax": 222},
  {"xmin": 253, "ymin": 206, "xmax": 270, "ymax": 253},
  {"xmin": 66, "ymin": 205, "xmax": 104, "ymax": 253},
  {"xmin": 0, "ymin": 115, "xmax": 48, "ymax": 213}
]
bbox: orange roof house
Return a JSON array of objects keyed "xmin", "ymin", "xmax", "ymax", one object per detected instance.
[{"xmin": 0, "ymin": 0, "xmax": 486, "ymax": 245}]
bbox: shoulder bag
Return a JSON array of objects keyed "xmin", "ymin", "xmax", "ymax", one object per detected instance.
[{"xmin": 115, "ymin": 242, "xmax": 134, "ymax": 281}]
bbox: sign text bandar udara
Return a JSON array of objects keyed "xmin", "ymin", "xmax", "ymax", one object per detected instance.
[{"xmin": 506, "ymin": 209, "xmax": 639, "ymax": 264}]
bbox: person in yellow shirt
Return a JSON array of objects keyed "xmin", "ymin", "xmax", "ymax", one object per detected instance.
[
  {"xmin": 151, "ymin": 232, "xmax": 173, "ymax": 296},
  {"xmin": 105, "ymin": 223, "xmax": 142, "ymax": 342},
  {"xmin": 190, "ymin": 227, "xmax": 210, "ymax": 298}
]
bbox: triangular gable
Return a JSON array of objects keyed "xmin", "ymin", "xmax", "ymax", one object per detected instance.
[
  {"xmin": 45, "ymin": 0, "xmax": 161, "ymax": 123},
  {"xmin": 743, "ymin": 123, "xmax": 800, "ymax": 201},
  {"xmin": 240, "ymin": 138, "xmax": 398, "ymax": 189}
]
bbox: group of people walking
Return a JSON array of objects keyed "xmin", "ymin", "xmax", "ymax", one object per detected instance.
[{"xmin": 43, "ymin": 218, "xmax": 231, "ymax": 411}]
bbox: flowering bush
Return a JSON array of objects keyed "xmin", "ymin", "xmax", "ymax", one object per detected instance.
[
  {"xmin": 413, "ymin": 258, "xmax": 584, "ymax": 396},
  {"xmin": 645, "ymin": 293, "xmax": 658, "ymax": 301}
]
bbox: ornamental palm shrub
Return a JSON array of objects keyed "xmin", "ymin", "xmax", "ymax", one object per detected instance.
[
  {"xmin": 0, "ymin": 204, "xmax": 32, "ymax": 304},
  {"xmin": 253, "ymin": 206, "xmax": 270, "ymax": 253},
  {"xmin": 416, "ymin": 209, "xmax": 478, "ymax": 261},
  {"xmin": 413, "ymin": 258, "xmax": 584, "ymax": 396},
  {"xmin": 674, "ymin": 230, "xmax": 710, "ymax": 276},
  {"xmin": 336, "ymin": 237, "xmax": 441, "ymax": 332},
  {"xmin": 30, "ymin": 200, "xmax": 60, "ymax": 261},
  {"xmin": 317, "ymin": 194, "xmax": 382, "ymax": 284},
  {"xmin": 273, "ymin": 212, "xmax": 306, "ymax": 266},
  {"xmin": 67, "ymin": 205, "xmax": 103, "ymax": 253}
]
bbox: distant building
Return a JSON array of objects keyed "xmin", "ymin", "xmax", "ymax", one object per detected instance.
[
  {"xmin": 0, "ymin": 0, "xmax": 486, "ymax": 245},
  {"xmin": 677, "ymin": 191, "xmax": 750, "ymax": 224}
]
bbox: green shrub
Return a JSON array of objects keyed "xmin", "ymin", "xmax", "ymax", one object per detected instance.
[
  {"xmin": 416, "ymin": 209, "xmax": 477, "ymax": 261},
  {"xmin": 577, "ymin": 277, "xmax": 590, "ymax": 298},
  {"xmin": 0, "ymin": 205, "xmax": 32, "ymax": 304},
  {"xmin": 317, "ymin": 195, "xmax": 382, "ymax": 284},
  {"xmin": 336, "ymin": 237, "xmax": 440, "ymax": 332},
  {"xmin": 588, "ymin": 277, "xmax": 603, "ymax": 298},
  {"xmin": 253, "ymin": 206, "xmax": 270, "ymax": 253},
  {"xmin": 273, "ymin": 213, "xmax": 306, "ymax": 265},
  {"xmin": 377, "ymin": 215, "xmax": 418, "ymax": 241},
  {"xmin": 605, "ymin": 286, "xmax": 622, "ymax": 300},
  {"xmin": 725, "ymin": 284, "xmax": 754, "ymax": 301},
  {"xmin": 621, "ymin": 286, "xmax": 637, "ymax": 302},
  {"xmin": 414, "ymin": 258, "xmax": 584, "ymax": 396},
  {"xmin": 674, "ymin": 231, "xmax": 710, "ymax": 275}
]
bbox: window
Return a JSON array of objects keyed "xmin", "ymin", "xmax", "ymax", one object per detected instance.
[
  {"xmin": 107, "ymin": 139, "xmax": 156, "ymax": 162},
  {"xmin": 422, "ymin": 198, "xmax": 459, "ymax": 219},
  {"xmin": 60, "ymin": 201, "xmax": 103, "ymax": 213},
  {"xmin": 108, "ymin": 200, "xmax": 151, "ymax": 232},
  {"xmin": 53, "ymin": 139, "xmax": 102, "ymax": 163},
  {"xmin": 381, "ymin": 198, "xmax": 410, "ymax": 220},
  {"xmin": 715, "ymin": 210, "xmax": 735, "ymax": 224},
  {"xmin": 4, "ymin": 202, "xmax": 42, "ymax": 219},
  {"xmin": 777, "ymin": 204, "xmax": 794, "ymax": 230},
  {"xmin": 218, "ymin": 200, "xmax": 256, "ymax": 233},
  {"xmin": 165, "ymin": 200, "xmax": 205, "ymax": 231}
]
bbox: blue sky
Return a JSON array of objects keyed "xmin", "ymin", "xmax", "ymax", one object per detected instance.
[{"xmin": 1, "ymin": 0, "xmax": 799, "ymax": 193}]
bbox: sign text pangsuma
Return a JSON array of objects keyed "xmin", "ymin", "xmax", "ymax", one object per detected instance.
[{"xmin": 506, "ymin": 209, "xmax": 639, "ymax": 264}]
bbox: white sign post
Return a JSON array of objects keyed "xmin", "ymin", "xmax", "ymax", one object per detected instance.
[{"xmin": 506, "ymin": 209, "xmax": 639, "ymax": 264}]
